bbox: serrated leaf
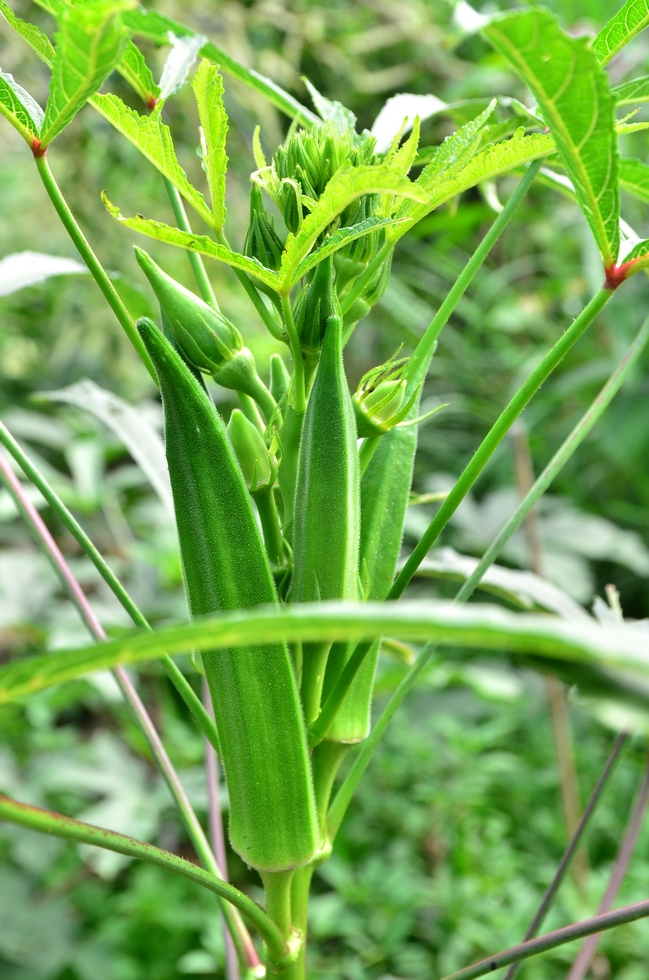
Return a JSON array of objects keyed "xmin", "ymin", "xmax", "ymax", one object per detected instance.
[
  {"xmin": 302, "ymin": 77, "xmax": 357, "ymax": 135},
  {"xmin": 158, "ymin": 31, "xmax": 206, "ymax": 100},
  {"xmin": 279, "ymin": 163, "xmax": 428, "ymax": 287},
  {"xmin": 485, "ymin": 10, "xmax": 620, "ymax": 268},
  {"xmin": 40, "ymin": 0, "xmax": 133, "ymax": 148},
  {"xmin": 121, "ymin": 7, "xmax": 318, "ymax": 127},
  {"xmin": 612, "ymin": 75, "xmax": 649, "ymax": 105},
  {"xmin": 192, "ymin": 60, "xmax": 228, "ymax": 232},
  {"xmin": 593, "ymin": 0, "xmax": 649, "ymax": 66},
  {"xmin": 0, "ymin": 70, "xmax": 44, "ymax": 143},
  {"xmin": 92, "ymin": 93, "xmax": 213, "ymax": 227},
  {"xmin": 620, "ymin": 157, "xmax": 649, "ymax": 203},
  {"xmin": 102, "ymin": 193, "xmax": 281, "ymax": 289},
  {"xmin": 4, "ymin": 599, "xmax": 649, "ymax": 707},
  {"xmin": 292, "ymin": 216, "xmax": 405, "ymax": 283},
  {"xmin": 390, "ymin": 132, "xmax": 555, "ymax": 242},
  {"xmin": 0, "ymin": 1, "xmax": 55, "ymax": 66},
  {"xmin": 117, "ymin": 39, "xmax": 159, "ymax": 107}
]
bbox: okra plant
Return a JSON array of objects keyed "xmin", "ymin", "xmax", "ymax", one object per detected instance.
[{"xmin": 6, "ymin": 1, "xmax": 649, "ymax": 977}]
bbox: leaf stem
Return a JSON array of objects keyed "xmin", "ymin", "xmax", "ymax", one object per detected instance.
[
  {"xmin": 33, "ymin": 152, "xmax": 156, "ymax": 382},
  {"xmin": 0, "ymin": 422, "xmax": 221, "ymax": 754},
  {"xmin": 340, "ymin": 241, "xmax": 391, "ymax": 317},
  {"xmin": 0, "ymin": 794, "xmax": 284, "ymax": 959},
  {"xmin": 164, "ymin": 178, "xmax": 219, "ymax": 309}
]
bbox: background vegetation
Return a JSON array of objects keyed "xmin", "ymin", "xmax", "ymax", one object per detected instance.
[{"xmin": 2, "ymin": 0, "xmax": 649, "ymax": 977}]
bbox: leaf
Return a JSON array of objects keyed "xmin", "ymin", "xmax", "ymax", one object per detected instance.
[
  {"xmin": 39, "ymin": 380, "xmax": 173, "ymax": 511},
  {"xmin": 415, "ymin": 547, "xmax": 591, "ymax": 623},
  {"xmin": 91, "ymin": 93, "xmax": 213, "ymax": 227},
  {"xmin": 0, "ymin": 251, "xmax": 86, "ymax": 296},
  {"xmin": 612, "ymin": 75, "xmax": 649, "ymax": 105},
  {"xmin": 117, "ymin": 40, "xmax": 159, "ymax": 107},
  {"xmin": 279, "ymin": 163, "xmax": 428, "ymax": 287},
  {"xmin": 0, "ymin": 1, "xmax": 55, "ymax": 66},
  {"xmin": 620, "ymin": 157, "xmax": 649, "ymax": 202},
  {"xmin": 593, "ymin": 0, "xmax": 649, "ymax": 66},
  {"xmin": 101, "ymin": 193, "xmax": 281, "ymax": 290},
  {"xmin": 0, "ymin": 71, "xmax": 44, "ymax": 143},
  {"xmin": 302, "ymin": 77, "xmax": 357, "ymax": 135},
  {"xmin": 371, "ymin": 92, "xmax": 447, "ymax": 154},
  {"xmin": 485, "ymin": 10, "xmax": 620, "ymax": 268},
  {"xmin": 291, "ymin": 216, "xmax": 405, "ymax": 284},
  {"xmin": 121, "ymin": 7, "xmax": 319, "ymax": 127},
  {"xmin": 40, "ymin": 0, "xmax": 133, "ymax": 148},
  {"xmin": 192, "ymin": 60, "xmax": 228, "ymax": 232},
  {"xmin": 4, "ymin": 599, "xmax": 649, "ymax": 705},
  {"xmin": 158, "ymin": 31, "xmax": 206, "ymax": 100}
]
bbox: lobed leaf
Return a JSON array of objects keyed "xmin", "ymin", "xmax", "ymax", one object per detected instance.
[
  {"xmin": 0, "ymin": 70, "xmax": 44, "ymax": 143},
  {"xmin": 612, "ymin": 75, "xmax": 649, "ymax": 105},
  {"xmin": 291, "ymin": 216, "xmax": 405, "ymax": 284},
  {"xmin": 279, "ymin": 163, "xmax": 428, "ymax": 288},
  {"xmin": 485, "ymin": 10, "xmax": 620, "ymax": 268},
  {"xmin": 4, "ymin": 600, "xmax": 649, "ymax": 705},
  {"xmin": 92, "ymin": 93, "xmax": 213, "ymax": 227},
  {"xmin": 40, "ymin": 0, "xmax": 133, "ymax": 148},
  {"xmin": 593, "ymin": 0, "xmax": 649, "ymax": 66},
  {"xmin": 117, "ymin": 39, "xmax": 159, "ymax": 107},
  {"xmin": 192, "ymin": 60, "xmax": 228, "ymax": 232},
  {"xmin": 121, "ymin": 7, "xmax": 318, "ymax": 126},
  {"xmin": 102, "ymin": 193, "xmax": 281, "ymax": 289}
]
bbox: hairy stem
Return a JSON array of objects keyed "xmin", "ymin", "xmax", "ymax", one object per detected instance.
[
  {"xmin": 281, "ymin": 293, "xmax": 306, "ymax": 414},
  {"xmin": 164, "ymin": 178, "xmax": 219, "ymax": 309},
  {"xmin": 33, "ymin": 152, "xmax": 156, "ymax": 382}
]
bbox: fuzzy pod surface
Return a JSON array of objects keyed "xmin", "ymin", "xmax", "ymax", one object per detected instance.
[{"xmin": 138, "ymin": 319, "xmax": 318, "ymax": 872}]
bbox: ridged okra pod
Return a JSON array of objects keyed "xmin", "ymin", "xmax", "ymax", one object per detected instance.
[
  {"xmin": 289, "ymin": 314, "xmax": 360, "ymax": 724},
  {"xmin": 322, "ymin": 423, "xmax": 417, "ymax": 742},
  {"xmin": 138, "ymin": 319, "xmax": 318, "ymax": 873}
]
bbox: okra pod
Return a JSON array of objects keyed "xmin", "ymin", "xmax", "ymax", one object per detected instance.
[{"xmin": 138, "ymin": 319, "xmax": 318, "ymax": 873}]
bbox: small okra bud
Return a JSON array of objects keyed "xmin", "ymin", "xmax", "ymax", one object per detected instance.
[
  {"xmin": 270, "ymin": 353, "xmax": 291, "ymax": 404},
  {"xmin": 244, "ymin": 184, "xmax": 284, "ymax": 272},
  {"xmin": 294, "ymin": 255, "xmax": 339, "ymax": 352},
  {"xmin": 352, "ymin": 352, "xmax": 420, "ymax": 437},
  {"xmin": 227, "ymin": 409, "xmax": 274, "ymax": 493},
  {"xmin": 135, "ymin": 248, "xmax": 243, "ymax": 372}
]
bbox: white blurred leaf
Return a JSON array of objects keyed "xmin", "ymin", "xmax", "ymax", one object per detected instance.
[
  {"xmin": 371, "ymin": 92, "xmax": 446, "ymax": 153},
  {"xmin": 158, "ymin": 31, "xmax": 207, "ymax": 99},
  {"xmin": 0, "ymin": 250, "xmax": 86, "ymax": 296}
]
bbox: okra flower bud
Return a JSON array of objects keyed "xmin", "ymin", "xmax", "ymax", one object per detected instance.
[
  {"xmin": 244, "ymin": 184, "xmax": 284, "ymax": 272},
  {"xmin": 352, "ymin": 354, "xmax": 419, "ymax": 437},
  {"xmin": 227, "ymin": 409, "xmax": 274, "ymax": 493},
  {"xmin": 294, "ymin": 255, "xmax": 339, "ymax": 353}
]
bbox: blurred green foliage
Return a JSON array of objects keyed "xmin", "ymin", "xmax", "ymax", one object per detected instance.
[{"xmin": 3, "ymin": 0, "xmax": 649, "ymax": 977}]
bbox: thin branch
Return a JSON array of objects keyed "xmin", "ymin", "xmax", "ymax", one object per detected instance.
[{"xmin": 566, "ymin": 752, "xmax": 649, "ymax": 980}]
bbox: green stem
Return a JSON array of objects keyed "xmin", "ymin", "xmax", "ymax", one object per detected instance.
[
  {"xmin": 404, "ymin": 158, "xmax": 545, "ymax": 391},
  {"xmin": 0, "ymin": 794, "xmax": 284, "ymax": 959},
  {"xmin": 262, "ymin": 870, "xmax": 295, "ymax": 940},
  {"xmin": 33, "ymin": 152, "xmax": 156, "ymax": 382},
  {"xmin": 359, "ymin": 435, "xmax": 381, "ymax": 477},
  {"xmin": 164, "ymin": 178, "xmax": 219, "ymax": 309},
  {"xmin": 439, "ymin": 898, "xmax": 649, "ymax": 980},
  {"xmin": 215, "ymin": 228, "xmax": 284, "ymax": 340},
  {"xmin": 391, "ymin": 285, "xmax": 614, "ymax": 600},
  {"xmin": 0, "ymin": 422, "xmax": 221, "ymax": 754},
  {"xmin": 340, "ymin": 241, "xmax": 391, "ymax": 317},
  {"xmin": 454, "ymin": 312, "xmax": 649, "ymax": 604},
  {"xmin": 255, "ymin": 488, "xmax": 285, "ymax": 566},
  {"xmin": 282, "ymin": 293, "xmax": 306, "ymax": 414}
]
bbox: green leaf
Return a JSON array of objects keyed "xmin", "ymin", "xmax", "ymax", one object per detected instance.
[
  {"xmin": 292, "ymin": 216, "xmax": 405, "ymax": 283},
  {"xmin": 279, "ymin": 163, "xmax": 428, "ymax": 288},
  {"xmin": 612, "ymin": 75, "xmax": 649, "ymax": 105},
  {"xmin": 117, "ymin": 39, "xmax": 159, "ymax": 107},
  {"xmin": 593, "ymin": 0, "xmax": 649, "ymax": 66},
  {"xmin": 0, "ymin": 70, "xmax": 44, "ymax": 143},
  {"xmin": 620, "ymin": 157, "xmax": 649, "ymax": 203},
  {"xmin": 192, "ymin": 60, "xmax": 228, "ymax": 233},
  {"xmin": 302, "ymin": 76, "xmax": 357, "ymax": 134},
  {"xmin": 121, "ymin": 7, "xmax": 318, "ymax": 127},
  {"xmin": 0, "ymin": 0, "xmax": 55, "ymax": 66},
  {"xmin": 92, "ymin": 93, "xmax": 213, "ymax": 227},
  {"xmin": 40, "ymin": 0, "xmax": 133, "ymax": 148},
  {"xmin": 390, "ymin": 132, "xmax": 555, "ymax": 242},
  {"xmin": 158, "ymin": 31, "xmax": 206, "ymax": 99},
  {"xmin": 102, "ymin": 193, "xmax": 281, "ymax": 290},
  {"xmin": 485, "ymin": 10, "xmax": 620, "ymax": 268},
  {"xmin": 3, "ymin": 600, "xmax": 649, "ymax": 706}
]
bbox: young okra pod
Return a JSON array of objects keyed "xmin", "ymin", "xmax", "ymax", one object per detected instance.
[
  {"xmin": 138, "ymin": 319, "xmax": 318, "ymax": 873},
  {"xmin": 289, "ymin": 313, "xmax": 361, "ymax": 723}
]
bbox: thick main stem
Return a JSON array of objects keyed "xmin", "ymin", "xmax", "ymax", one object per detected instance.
[{"xmin": 33, "ymin": 152, "xmax": 156, "ymax": 382}]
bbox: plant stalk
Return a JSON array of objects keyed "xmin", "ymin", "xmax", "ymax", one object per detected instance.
[
  {"xmin": 281, "ymin": 293, "xmax": 306, "ymax": 414},
  {"xmin": 164, "ymin": 178, "xmax": 220, "ymax": 309}
]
